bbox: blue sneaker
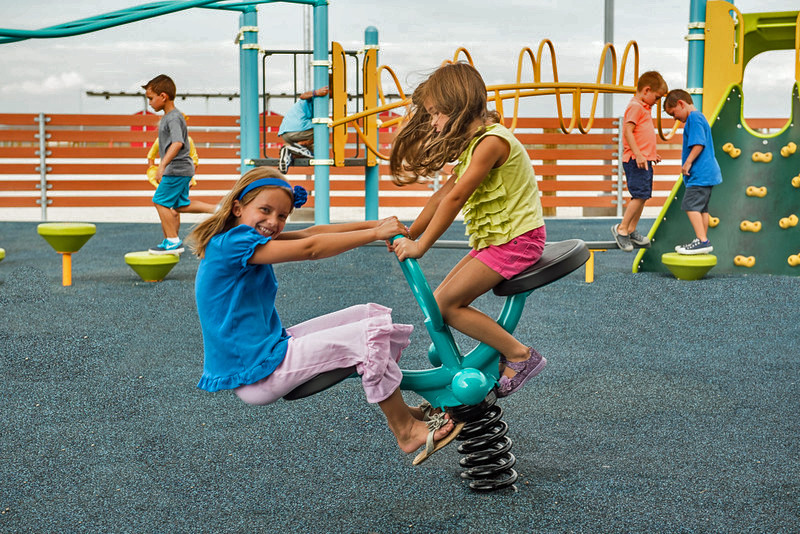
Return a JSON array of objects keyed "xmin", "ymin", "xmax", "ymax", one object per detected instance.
[
  {"xmin": 149, "ymin": 238, "xmax": 184, "ymax": 255},
  {"xmin": 676, "ymin": 238, "xmax": 712, "ymax": 255}
]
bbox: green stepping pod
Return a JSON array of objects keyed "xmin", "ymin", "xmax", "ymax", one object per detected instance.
[{"xmin": 37, "ymin": 223, "xmax": 96, "ymax": 253}]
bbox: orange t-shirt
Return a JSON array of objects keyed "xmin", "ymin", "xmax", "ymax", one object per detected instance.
[{"xmin": 622, "ymin": 97, "xmax": 658, "ymax": 162}]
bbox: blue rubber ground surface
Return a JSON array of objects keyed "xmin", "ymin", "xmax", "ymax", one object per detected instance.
[{"xmin": 1, "ymin": 219, "xmax": 798, "ymax": 533}]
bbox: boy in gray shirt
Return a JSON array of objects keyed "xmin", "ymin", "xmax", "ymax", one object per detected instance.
[{"xmin": 142, "ymin": 74, "xmax": 197, "ymax": 254}]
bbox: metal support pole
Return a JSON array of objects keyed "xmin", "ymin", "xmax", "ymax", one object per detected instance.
[
  {"xmin": 35, "ymin": 112, "xmax": 49, "ymax": 221},
  {"xmin": 238, "ymin": 8, "xmax": 259, "ymax": 174},
  {"xmin": 312, "ymin": 2, "xmax": 330, "ymax": 224},
  {"xmin": 364, "ymin": 26, "xmax": 379, "ymax": 221},
  {"xmin": 687, "ymin": 0, "xmax": 707, "ymax": 112},
  {"xmin": 603, "ymin": 0, "xmax": 614, "ymax": 119}
]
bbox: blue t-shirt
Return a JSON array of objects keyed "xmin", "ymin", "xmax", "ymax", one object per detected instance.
[
  {"xmin": 682, "ymin": 110, "xmax": 722, "ymax": 187},
  {"xmin": 195, "ymin": 225, "xmax": 290, "ymax": 392},
  {"xmin": 278, "ymin": 99, "xmax": 313, "ymax": 136}
]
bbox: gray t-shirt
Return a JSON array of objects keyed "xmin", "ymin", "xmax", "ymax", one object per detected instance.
[{"xmin": 158, "ymin": 109, "xmax": 195, "ymax": 177}]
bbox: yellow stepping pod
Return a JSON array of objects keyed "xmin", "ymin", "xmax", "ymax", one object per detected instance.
[
  {"xmin": 37, "ymin": 222, "xmax": 97, "ymax": 286},
  {"xmin": 734, "ymin": 255, "xmax": 756, "ymax": 268},
  {"xmin": 124, "ymin": 251, "xmax": 180, "ymax": 282},
  {"xmin": 752, "ymin": 151, "xmax": 772, "ymax": 163},
  {"xmin": 781, "ymin": 142, "xmax": 797, "ymax": 157},
  {"xmin": 708, "ymin": 216, "xmax": 720, "ymax": 228},
  {"xmin": 779, "ymin": 214, "xmax": 798, "ymax": 229},
  {"xmin": 792, "ymin": 175, "xmax": 800, "ymax": 188},
  {"xmin": 789, "ymin": 254, "xmax": 800, "ymax": 267},
  {"xmin": 746, "ymin": 186, "xmax": 767, "ymax": 197},
  {"xmin": 739, "ymin": 220, "xmax": 761, "ymax": 232},
  {"xmin": 661, "ymin": 253, "xmax": 717, "ymax": 280}
]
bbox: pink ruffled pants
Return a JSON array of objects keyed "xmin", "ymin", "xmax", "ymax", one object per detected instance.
[{"xmin": 234, "ymin": 303, "xmax": 413, "ymax": 405}]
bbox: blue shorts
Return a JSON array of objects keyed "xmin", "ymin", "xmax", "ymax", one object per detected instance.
[
  {"xmin": 153, "ymin": 175, "xmax": 192, "ymax": 209},
  {"xmin": 622, "ymin": 160, "xmax": 654, "ymax": 200}
]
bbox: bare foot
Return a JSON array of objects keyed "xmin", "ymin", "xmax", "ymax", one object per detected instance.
[{"xmin": 396, "ymin": 416, "xmax": 454, "ymax": 454}]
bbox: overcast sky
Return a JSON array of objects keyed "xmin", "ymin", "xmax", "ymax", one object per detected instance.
[{"xmin": 0, "ymin": 0, "xmax": 797, "ymax": 118}]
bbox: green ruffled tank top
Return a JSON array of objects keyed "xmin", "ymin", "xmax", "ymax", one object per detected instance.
[{"xmin": 453, "ymin": 123, "xmax": 544, "ymax": 249}]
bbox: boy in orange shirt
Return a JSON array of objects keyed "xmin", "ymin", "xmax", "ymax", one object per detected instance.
[{"xmin": 612, "ymin": 71, "xmax": 668, "ymax": 252}]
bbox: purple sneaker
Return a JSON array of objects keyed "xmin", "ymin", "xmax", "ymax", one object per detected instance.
[{"xmin": 497, "ymin": 348, "xmax": 547, "ymax": 398}]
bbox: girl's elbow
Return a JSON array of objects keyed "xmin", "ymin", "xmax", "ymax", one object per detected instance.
[{"xmin": 301, "ymin": 237, "xmax": 326, "ymax": 260}]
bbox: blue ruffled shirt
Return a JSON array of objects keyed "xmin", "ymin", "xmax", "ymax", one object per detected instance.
[{"xmin": 195, "ymin": 225, "xmax": 290, "ymax": 392}]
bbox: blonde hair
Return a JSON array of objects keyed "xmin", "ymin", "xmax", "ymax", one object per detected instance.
[
  {"xmin": 389, "ymin": 62, "xmax": 498, "ymax": 184},
  {"xmin": 188, "ymin": 167, "xmax": 293, "ymax": 258}
]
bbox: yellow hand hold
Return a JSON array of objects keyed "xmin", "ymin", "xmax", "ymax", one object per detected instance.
[
  {"xmin": 779, "ymin": 214, "xmax": 799, "ymax": 229},
  {"xmin": 789, "ymin": 254, "xmax": 800, "ymax": 267},
  {"xmin": 778, "ymin": 213, "xmax": 797, "ymax": 230},
  {"xmin": 709, "ymin": 216, "xmax": 719, "ymax": 228},
  {"xmin": 793, "ymin": 175, "xmax": 800, "ymax": 188},
  {"xmin": 734, "ymin": 255, "xmax": 756, "ymax": 268},
  {"xmin": 751, "ymin": 151, "xmax": 772, "ymax": 163},
  {"xmin": 739, "ymin": 220, "xmax": 761, "ymax": 232},
  {"xmin": 722, "ymin": 143, "xmax": 741, "ymax": 158},
  {"xmin": 745, "ymin": 186, "xmax": 767, "ymax": 197},
  {"xmin": 781, "ymin": 142, "xmax": 797, "ymax": 157}
]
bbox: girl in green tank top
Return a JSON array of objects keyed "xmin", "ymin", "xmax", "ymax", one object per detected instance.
[{"xmin": 389, "ymin": 62, "xmax": 547, "ymax": 397}]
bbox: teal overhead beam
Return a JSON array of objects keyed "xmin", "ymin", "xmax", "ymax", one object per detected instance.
[{"xmin": 0, "ymin": 0, "xmax": 222, "ymax": 44}]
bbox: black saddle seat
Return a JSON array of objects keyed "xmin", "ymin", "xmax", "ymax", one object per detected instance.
[
  {"xmin": 283, "ymin": 365, "xmax": 358, "ymax": 401},
  {"xmin": 493, "ymin": 239, "xmax": 590, "ymax": 297}
]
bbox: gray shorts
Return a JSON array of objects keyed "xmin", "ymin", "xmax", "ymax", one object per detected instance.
[{"xmin": 682, "ymin": 185, "xmax": 713, "ymax": 212}]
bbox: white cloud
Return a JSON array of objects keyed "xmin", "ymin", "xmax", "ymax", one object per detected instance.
[{"xmin": 1, "ymin": 71, "xmax": 90, "ymax": 95}]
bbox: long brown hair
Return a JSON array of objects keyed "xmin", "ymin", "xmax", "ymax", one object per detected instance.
[
  {"xmin": 188, "ymin": 167, "xmax": 293, "ymax": 258},
  {"xmin": 389, "ymin": 62, "xmax": 497, "ymax": 184}
]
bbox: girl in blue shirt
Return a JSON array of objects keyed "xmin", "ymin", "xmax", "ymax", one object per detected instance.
[{"xmin": 188, "ymin": 167, "xmax": 461, "ymax": 465}]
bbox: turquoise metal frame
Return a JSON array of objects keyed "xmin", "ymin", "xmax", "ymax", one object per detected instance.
[
  {"xmin": 392, "ymin": 237, "xmax": 531, "ymax": 408},
  {"xmin": 687, "ymin": 0, "xmax": 708, "ymax": 112},
  {"xmin": 0, "ymin": 0, "xmax": 332, "ymax": 214}
]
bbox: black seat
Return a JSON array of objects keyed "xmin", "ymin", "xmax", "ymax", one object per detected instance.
[
  {"xmin": 493, "ymin": 239, "xmax": 589, "ymax": 296},
  {"xmin": 283, "ymin": 365, "xmax": 358, "ymax": 401}
]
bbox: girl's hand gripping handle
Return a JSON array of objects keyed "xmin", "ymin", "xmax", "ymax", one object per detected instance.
[{"xmin": 390, "ymin": 234, "xmax": 444, "ymax": 331}]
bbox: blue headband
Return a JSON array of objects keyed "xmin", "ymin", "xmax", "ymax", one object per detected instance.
[{"xmin": 238, "ymin": 177, "xmax": 308, "ymax": 209}]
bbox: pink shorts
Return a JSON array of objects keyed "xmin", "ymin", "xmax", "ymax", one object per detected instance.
[
  {"xmin": 469, "ymin": 225, "xmax": 547, "ymax": 279},
  {"xmin": 234, "ymin": 303, "xmax": 412, "ymax": 405}
]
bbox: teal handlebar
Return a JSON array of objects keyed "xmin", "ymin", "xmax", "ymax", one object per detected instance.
[{"xmin": 390, "ymin": 234, "xmax": 532, "ymax": 408}]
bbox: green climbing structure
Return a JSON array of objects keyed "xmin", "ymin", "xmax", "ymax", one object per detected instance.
[{"xmin": 636, "ymin": 83, "xmax": 800, "ymax": 276}]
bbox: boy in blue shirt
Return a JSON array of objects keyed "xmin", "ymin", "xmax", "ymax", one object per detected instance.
[{"xmin": 664, "ymin": 89, "xmax": 723, "ymax": 255}]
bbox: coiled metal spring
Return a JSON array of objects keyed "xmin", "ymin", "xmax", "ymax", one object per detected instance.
[{"xmin": 452, "ymin": 390, "xmax": 518, "ymax": 491}]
